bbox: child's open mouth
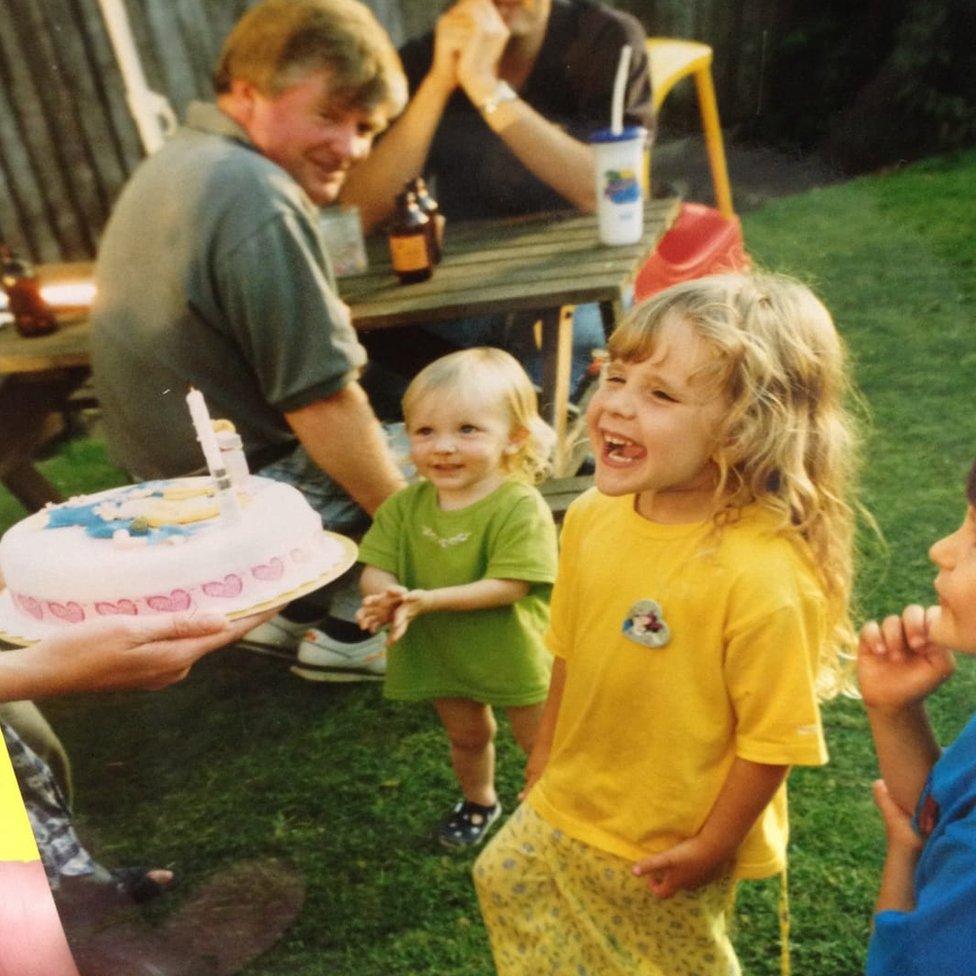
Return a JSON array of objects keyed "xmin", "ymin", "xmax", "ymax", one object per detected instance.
[{"xmin": 601, "ymin": 433, "xmax": 646, "ymax": 464}]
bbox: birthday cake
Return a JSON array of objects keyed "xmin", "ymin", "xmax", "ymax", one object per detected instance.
[{"xmin": 0, "ymin": 476, "xmax": 351, "ymax": 640}]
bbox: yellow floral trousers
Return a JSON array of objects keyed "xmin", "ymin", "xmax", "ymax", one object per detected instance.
[{"xmin": 474, "ymin": 804, "xmax": 740, "ymax": 976}]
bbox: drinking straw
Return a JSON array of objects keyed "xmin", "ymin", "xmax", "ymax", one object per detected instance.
[{"xmin": 610, "ymin": 44, "xmax": 632, "ymax": 135}]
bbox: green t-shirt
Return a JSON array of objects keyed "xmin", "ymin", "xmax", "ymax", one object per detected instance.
[{"xmin": 358, "ymin": 479, "xmax": 557, "ymax": 705}]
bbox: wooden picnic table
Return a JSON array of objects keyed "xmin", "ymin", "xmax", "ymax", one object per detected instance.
[{"xmin": 0, "ymin": 199, "xmax": 679, "ymax": 511}]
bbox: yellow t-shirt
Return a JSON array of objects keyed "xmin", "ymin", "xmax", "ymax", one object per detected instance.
[{"xmin": 529, "ymin": 490, "xmax": 829, "ymax": 879}]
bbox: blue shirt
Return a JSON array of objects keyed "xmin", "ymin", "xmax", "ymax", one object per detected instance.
[{"xmin": 867, "ymin": 712, "xmax": 976, "ymax": 975}]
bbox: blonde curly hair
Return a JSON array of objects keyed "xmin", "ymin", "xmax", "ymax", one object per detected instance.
[
  {"xmin": 609, "ymin": 272, "xmax": 861, "ymax": 698},
  {"xmin": 402, "ymin": 347, "xmax": 555, "ymax": 485}
]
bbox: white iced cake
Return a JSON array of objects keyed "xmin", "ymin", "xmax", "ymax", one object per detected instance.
[{"xmin": 0, "ymin": 476, "xmax": 344, "ymax": 632}]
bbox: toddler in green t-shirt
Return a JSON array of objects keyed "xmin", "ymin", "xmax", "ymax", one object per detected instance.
[{"xmin": 356, "ymin": 347, "xmax": 558, "ymax": 848}]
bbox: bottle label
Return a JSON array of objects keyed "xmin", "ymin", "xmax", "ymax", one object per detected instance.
[{"xmin": 389, "ymin": 234, "xmax": 431, "ymax": 273}]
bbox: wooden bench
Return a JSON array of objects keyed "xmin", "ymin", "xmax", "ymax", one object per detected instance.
[{"xmin": 540, "ymin": 474, "xmax": 593, "ymax": 519}]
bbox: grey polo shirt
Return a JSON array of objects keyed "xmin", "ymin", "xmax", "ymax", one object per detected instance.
[{"xmin": 91, "ymin": 102, "xmax": 366, "ymax": 479}]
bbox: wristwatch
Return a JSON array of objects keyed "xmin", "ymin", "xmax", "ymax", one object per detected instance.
[{"xmin": 478, "ymin": 80, "xmax": 519, "ymax": 116}]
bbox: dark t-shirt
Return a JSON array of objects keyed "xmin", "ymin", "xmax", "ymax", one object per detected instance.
[{"xmin": 398, "ymin": 0, "xmax": 653, "ymax": 220}]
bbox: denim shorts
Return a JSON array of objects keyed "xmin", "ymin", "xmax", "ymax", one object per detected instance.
[{"xmin": 257, "ymin": 423, "xmax": 413, "ymax": 535}]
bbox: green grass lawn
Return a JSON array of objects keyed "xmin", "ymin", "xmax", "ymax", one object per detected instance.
[{"xmin": 4, "ymin": 149, "xmax": 976, "ymax": 974}]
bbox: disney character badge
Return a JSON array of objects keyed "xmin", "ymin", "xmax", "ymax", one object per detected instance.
[{"xmin": 622, "ymin": 599, "xmax": 670, "ymax": 649}]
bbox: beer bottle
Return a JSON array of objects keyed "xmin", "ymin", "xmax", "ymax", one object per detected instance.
[
  {"xmin": 0, "ymin": 243, "xmax": 58, "ymax": 337},
  {"xmin": 411, "ymin": 177, "xmax": 445, "ymax": 263},
  {"xmin": 388, "ymin": 191, "xmax": 434, "ymax": 284}
]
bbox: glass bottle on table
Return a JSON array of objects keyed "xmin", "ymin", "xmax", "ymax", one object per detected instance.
[
  {"xmin": 411, "ymin": 177, "xmax": 444, "ymax": 264},
  {"xmin": 0, "ymin": 243, "xmax": 58, "ymax": 337},
  {"xmin": 388, "ymin": 190, "xmax": 434, "ymax": 284}
]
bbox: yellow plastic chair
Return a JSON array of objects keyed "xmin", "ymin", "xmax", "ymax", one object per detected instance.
[{"xmin": 646, "ymin": 38, "xmax": 734, "ymax": 218}]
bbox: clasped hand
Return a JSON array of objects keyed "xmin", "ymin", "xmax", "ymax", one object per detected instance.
[
  {"xmin": 356, "ymin": 586, "xmax": 430, "ymax": 644},
  {"xmin": 432, "ymin": 0, "xmax": 510, "ymax": 101}
]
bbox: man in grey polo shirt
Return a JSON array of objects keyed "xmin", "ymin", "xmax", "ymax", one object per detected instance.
[{"xmin": 91, "ymin": 0, "xmax": 408, "ymax": 679}]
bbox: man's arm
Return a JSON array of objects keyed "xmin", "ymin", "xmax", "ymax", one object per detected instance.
[
  {"xmin": 455, "ymin": 0, "xmax": 596, "ymax": 212},
  {"xmin": 472, "ymin": 96, "xmax": 597, "ymax": 213},
  {"xmin": 341, "ymin": 73, "xmax": 456, "ymax": 233},
  {"xmin": 285, "ymin": 382, "xmax": 406, "ymax": 517},
  {"xmin": 341, "ymin": 12, "xmax": 467, "ymax": 232}
]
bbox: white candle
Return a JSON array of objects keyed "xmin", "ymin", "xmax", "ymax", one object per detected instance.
[
  {"xmin": 186, "ymin": 388, "xmax": 225, "ymax": 476},
  {"xmin": 185, "ymin": 388, "xmax": 241, "ymax": 521}
]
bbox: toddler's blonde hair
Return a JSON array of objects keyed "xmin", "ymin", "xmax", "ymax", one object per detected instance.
[
  {"xmin": 402, "ymin": 347, "xmax": 555, "ymax": 484},
  {"xmin": 610, "ymin": 272, "xmax": 861, "ymax": 698}
]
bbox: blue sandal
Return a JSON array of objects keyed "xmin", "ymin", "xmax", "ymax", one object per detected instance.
[{"xmin": 437, "ymin": 800, "xmax": 502, "ymax": 849}]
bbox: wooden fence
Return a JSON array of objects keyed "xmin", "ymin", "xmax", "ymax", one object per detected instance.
[{"xmin": 0, "ymin": 0, "xmax": 775, "ymax": 263}]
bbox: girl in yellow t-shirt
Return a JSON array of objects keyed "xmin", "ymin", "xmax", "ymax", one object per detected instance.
[{"xmin": 474, "ymin": 273, "xmax": 860, "ymax": 976}]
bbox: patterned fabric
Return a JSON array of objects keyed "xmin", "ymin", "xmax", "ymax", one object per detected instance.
[
  {"xmin": 475, "ymin": 803, "xmax": 740, "ymax": 976},
  {"xmin": 258, "ymin": 423, "xmax": 414, "ymax": 533},
  {"xmin": 1, "ymin": 723, "xmax": 98, "ymax": 887}
]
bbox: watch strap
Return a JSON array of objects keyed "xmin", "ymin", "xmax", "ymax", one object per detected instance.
[{"xmin": 478, "ymin": 80, "xmax": 519, "ymax": 116}]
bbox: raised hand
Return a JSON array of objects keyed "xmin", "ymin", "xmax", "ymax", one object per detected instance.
[
  {"xmin": 430, "ymin": 2, "xmax": 473, "ymax": 91},
  {"xmin": 452, "ymin": 0, "xmax": 510, "ymax": 104},
  {"xmin": 858, "ymin": 604, "xmax": 956, "ymax": 713},
  {"xmin": 632, "ymin": 836, "xmax": 731, "ymax": 899}
]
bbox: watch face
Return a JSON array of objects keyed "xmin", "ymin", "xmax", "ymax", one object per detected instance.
[{"xmin": 484, "ymin": 82, "xmax": 518, "ymax": 113}]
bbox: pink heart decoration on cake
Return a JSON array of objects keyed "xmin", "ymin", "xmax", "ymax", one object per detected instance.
[
  {"xmin": 251, "ymin": 558, "xmax": 284, "ymax": 581},
  {"xmin": 146, "ymin": 590, "xmax": 192, "ymax": 612},
  {"xmin": 15, "ymin": 594, "xmax": 45, "ymax": 620},
  {"xmin": 201, "ymin": 574, "xmax": 243, "ymax": 598},
  {"xmin": 48, "ymin": 601, "xmax": 85, "ymax": 623},
  {"xmin": 95, "ymin": 599, "xmax": 138, "ymax": 616}
]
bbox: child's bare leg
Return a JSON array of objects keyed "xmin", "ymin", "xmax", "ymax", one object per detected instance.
[
  {"xmin": 434, "ymin": 698, "xmax": 497, "ymax": 806},
  {"xmin": 506, "ymin": 703, "xmax": 545, "ymax": 755}
]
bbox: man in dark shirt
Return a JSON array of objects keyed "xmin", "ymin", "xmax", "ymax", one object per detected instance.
[{"xmin": 341, "ymin": 0, "xmax": 653, "ymax": 388}]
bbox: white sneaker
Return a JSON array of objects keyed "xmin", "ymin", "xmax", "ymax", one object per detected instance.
[
  {"xmin": 241, "ymin": 614, "xmax": 309, "ymax": 654},
  {"xmin": 292, "ymin": 629, "xmax": 386, "ymax": 682}
]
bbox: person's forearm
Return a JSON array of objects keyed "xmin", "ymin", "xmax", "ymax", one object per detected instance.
[
  {"xmin": 360, "ymin": 566, "xmax": 399, "ymax": 597},
  {"xmin": 286, "ymin": 383, "xmax": 406, "ymax": 517},
  {"xmin": 526, "ymin": 655, "xmax": 565, "ymax": 773},
  {"xmin": 867, "ymin": 703, "xmax": 941, "ymax": 815},
  {"xmin": 695, "ymin": 757, "xmax": 789, "ymax": 862},
  {"xmin": 421, "ymin": 578, "xmax": 530, "ymax": 613},
  {"xmin": 875, "ymin": 841, "xmax": 922, "ymax": 913},
  {"xmin": 0, "ymin": 647, "xmax": 52, "ymax": 701},
  {"xmin": 475, "ymin": 95, "xmax": 597, "ymax": 212},
  {"xmin": 341, "ymin": 73, "xmax": 456, "ymax": 233}
]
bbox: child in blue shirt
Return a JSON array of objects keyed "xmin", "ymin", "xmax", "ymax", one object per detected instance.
[{"xmin": 859, "ymin": 458, "xmax": 976, "ymax": 975}]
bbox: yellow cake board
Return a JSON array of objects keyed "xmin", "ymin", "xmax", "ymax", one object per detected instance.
[{"xmin": 0, "ymin": 531, "xmax": 358, "ymax": 648}]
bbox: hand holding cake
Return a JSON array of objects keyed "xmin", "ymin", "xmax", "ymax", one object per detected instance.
[{"xmin": 0, "ymin": 607, "xmax": 274, "ymax": 699}]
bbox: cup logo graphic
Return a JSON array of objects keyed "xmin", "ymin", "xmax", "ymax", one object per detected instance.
[{"xmin": 603, "ymin": 167, "xmax": 641, "ymax": 204}]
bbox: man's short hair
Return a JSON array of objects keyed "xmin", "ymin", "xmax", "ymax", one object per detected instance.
[{"xmin": 213, "ymin": 0, "xmax": 407, "ymax": 116}]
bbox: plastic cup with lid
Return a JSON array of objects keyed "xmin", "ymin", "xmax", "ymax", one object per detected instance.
[{"xmin": 590, "ymin": 125, "xmax": 648, "ymax": 246}]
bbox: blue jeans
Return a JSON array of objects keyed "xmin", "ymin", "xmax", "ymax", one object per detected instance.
[
  {"xmin": 425, "ymin": 303, "xmax": 607, "ymax": 392},
  {"xmin": 257, "ymin": 424, "xmax": 413, "ymax": 535}
]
